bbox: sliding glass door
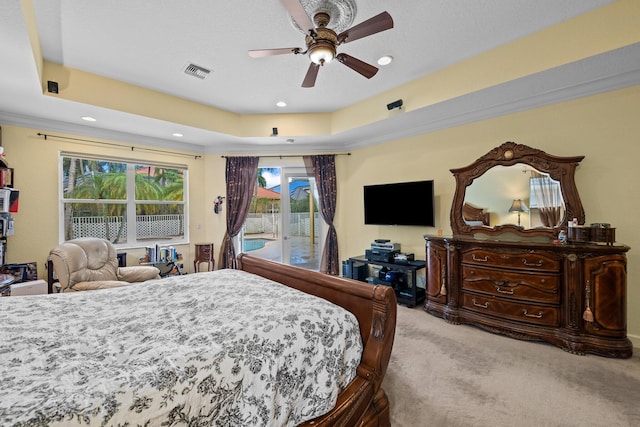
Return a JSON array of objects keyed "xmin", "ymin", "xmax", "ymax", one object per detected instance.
[
  {"xmin": 243, "ymin": 165, "xmax": 322, "ymax": 271},
  {"xmin": 281, "ymin": 168, "xmax": 321, "ymax": 270}
]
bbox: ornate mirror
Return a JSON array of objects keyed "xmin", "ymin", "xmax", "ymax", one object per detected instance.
[{"xmin": 450, "ymin": 141, "xmax": 585, "ymax": 240}]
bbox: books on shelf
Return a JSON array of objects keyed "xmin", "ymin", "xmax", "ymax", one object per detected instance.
[
  {"xmin": 0, "ymin": 188, "xmax": 18, "ymax": 213},
  {"xmin": 145, "ymin": 244, "xmax": 178, "ymax": 263}
]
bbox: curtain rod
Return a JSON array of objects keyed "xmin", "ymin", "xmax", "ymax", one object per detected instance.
[
  {"xmin": 221, "ymin": 153, "xmax": 350, "ymax": 159},
  {"xmin": 38, "ymin": 133, "xmax": 203, "ymax": 159}
]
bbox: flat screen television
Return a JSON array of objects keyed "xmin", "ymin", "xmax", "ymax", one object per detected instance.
[{"xmin": 363, "ymin": 180, "xmax": 435, "ymax": 226}]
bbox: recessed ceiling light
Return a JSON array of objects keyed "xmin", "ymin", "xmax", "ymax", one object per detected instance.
[
  {"xmin": 172, "ymin": 133, "xmax": 183, "ymax": 137},
  {"xmin": 377, "ymin": 55, "xmax": 393, "ymax": 66},
  {"xmin": 81, "ymin": 116, "xmax": 96, "ymax": 122},
  {"xmin": 276, "ymin": 101, "xmax": 287, "ymax": 108}
]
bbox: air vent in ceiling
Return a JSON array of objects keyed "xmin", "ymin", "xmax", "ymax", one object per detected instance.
[{"xmin": 184, "ymin": 63, "xmax": 211, "ymax": 80}]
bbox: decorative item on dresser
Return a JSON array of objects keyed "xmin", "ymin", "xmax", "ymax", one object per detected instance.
[{"xmin": 425, "ymin": 142, "xmax": 632, "ymax": 358}]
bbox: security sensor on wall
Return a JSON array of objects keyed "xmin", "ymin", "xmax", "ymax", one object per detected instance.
[
  {"xmin": 270, "ymin": 127, "xmax": 278, "ymax": 137},
  {"xmin": 386, "ymin": 99, "xmax": 403, "ymax": 110}
]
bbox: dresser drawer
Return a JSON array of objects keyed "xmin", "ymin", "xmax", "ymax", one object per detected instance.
[
  {"xmin": 462, "ymin": 265, "xmax": 560, "ymax": 303},
  {"xmin": 461, "ymin": 249, "xmax": 561, "ymax": 272},
  {"xmin": 462, "ymin": 293, "xmax": 559, "ymax": 326}
]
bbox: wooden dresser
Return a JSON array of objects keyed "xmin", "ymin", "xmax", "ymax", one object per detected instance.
[
  {"xmin": 425, "ymin": 236, "xmax": 631, "ymax": 358},
  {"xmin": 432, "ymin": 142, "xmax": 632, "ymax": 358}
]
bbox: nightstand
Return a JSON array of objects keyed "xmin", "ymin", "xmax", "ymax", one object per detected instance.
[{"xmin": 194, "ymin": 243, "xmax": 214, "ymax": 272}]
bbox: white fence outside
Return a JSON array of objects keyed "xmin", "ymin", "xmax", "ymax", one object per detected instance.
[
  {"xmin": 73, "ymin": 213, "xmax": 316, "ymax": 240},
  {"xmin": 72, "ymin": 215, "xmax": 184, "ymax": 241},
  {"xmin": 245, "ymin": 212, "xmax": 319, "ymax": 237}
]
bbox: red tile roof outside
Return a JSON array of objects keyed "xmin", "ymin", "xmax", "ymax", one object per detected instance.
[{"xmin": 256, "ymin": 186, "xmax": 280, "ymax": 199}]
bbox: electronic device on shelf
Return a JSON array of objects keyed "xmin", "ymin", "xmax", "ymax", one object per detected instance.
[
  {"xmin": 393, "ymin": 253, "xmax": 414, "ymax": 265},
  {"xmin": 365, "ymin": 249, "xmax": 397, "ymax": 263},
  {"xmin": 366, "ymin": 241, "xmax": 402, "ymax": 263},
  {"xmin": 346, "ymin": 255, "xmax": 427, "ymax": 308},
  {"xmin": 371, "ymin": 241, "xmax": 401, "ymax": 252}
]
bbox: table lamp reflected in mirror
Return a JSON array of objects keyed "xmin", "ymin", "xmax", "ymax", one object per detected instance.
[{"xmin": 509, "ymin": 199, "xmax": 529, "ymax": 226}]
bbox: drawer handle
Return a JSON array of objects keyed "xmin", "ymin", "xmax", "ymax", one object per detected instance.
[
  {"xmin": 472, "ymin": 299, "xmax": 489, "ymax": 309},
  {"xmin": 472, "ymin": 254, "xmax": 489, "ymax": 262},
  {"xmin": 495, "ymin": 286, "xmax": 514, "ymax": 295},
  {"xmin": 522, "ymin": 309, "xmax": 543, "ymax": 319},
  {"xmin": 522, "ymin": 259, "xmax": 543, "ymax": 267}
]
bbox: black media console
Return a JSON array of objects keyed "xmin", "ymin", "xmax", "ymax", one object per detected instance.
[{"xmin": 344, "ymin": 255, "xmax": 426, "ymax": 308}]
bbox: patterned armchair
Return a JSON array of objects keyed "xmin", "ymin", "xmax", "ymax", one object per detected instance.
[{"xmin": 49, "ymin": 238, "xmax": 160, "ymax": 292}]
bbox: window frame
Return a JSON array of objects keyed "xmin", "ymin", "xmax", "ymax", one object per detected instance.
[{"xmin": 58, "ymin": 151, "xmax": 189, "ymax": 248}]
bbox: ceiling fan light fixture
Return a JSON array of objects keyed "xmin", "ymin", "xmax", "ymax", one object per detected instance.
[
  {"xmin": 249, "ymin": 2, "xmax": 393, "ymax": 88},
  {"xmin": 309, "ymin": 42, "xmax": 335, "ymax": 65}
]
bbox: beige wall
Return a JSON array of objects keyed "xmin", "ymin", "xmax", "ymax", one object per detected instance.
[
  {"xmin": 337, "ymin": 85, "xmax": 640, "ymax": 345},
  {"xmin": 0, "ymin": 127, "xmax": 226, "ymax": 277},
  {"xmin": 1, "ymin": 84, "xmax": 639, "ymax": 345}
]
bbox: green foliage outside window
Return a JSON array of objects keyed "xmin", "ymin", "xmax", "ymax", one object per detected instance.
[{"xmin": 61, "ymin": 156, "xmax": 186, "ymax": 244}]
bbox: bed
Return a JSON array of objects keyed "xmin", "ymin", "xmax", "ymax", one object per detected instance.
[
  {"xmin": 462, "ymin": 202, "xmax": 490, "ymax": 226},
  {"xmin": 0, "ymin": 254, "xmax": 397, "ymax": 427}
]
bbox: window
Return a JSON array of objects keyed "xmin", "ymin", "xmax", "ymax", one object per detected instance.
[
  {"xmin": 529, "ymin": 176, "xmax": 563, "ymax": 208},
  {"xmin": 59, "ymin": 153, "xmax": 188, "ymax": 246}
]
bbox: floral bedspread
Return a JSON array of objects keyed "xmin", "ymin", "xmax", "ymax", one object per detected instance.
[{"xmin": 0, "ymin": 269, "xmax": 363, "ymax": 426}]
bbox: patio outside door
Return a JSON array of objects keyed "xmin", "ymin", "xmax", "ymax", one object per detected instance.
[{"xmin": 281, "ymin": 168, "xmax": 322, "ymax": 270}]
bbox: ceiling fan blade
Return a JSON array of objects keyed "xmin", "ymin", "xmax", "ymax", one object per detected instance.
[
  {"xmin": 302, "ymin": 63, "xmax": 320, "ymax": 88},
  {"xmin": 279, "ymin": 0, "xmax": 315, "ymax": 33},
  {"xmin": 336, "ymin": 53, "xmax": 378, "ymax": 79},
  {"xmin": 337, "ymin": 11, "xmax": 394, "ymax": 44},
  {"xmin": 248, "ymin": 47, "xmax": 301, "ymax": 58}
]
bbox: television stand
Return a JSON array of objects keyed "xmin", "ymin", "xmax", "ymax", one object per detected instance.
[{"xmin": 345, "ymin": 255, "xmax": 426, "ymax": 307}]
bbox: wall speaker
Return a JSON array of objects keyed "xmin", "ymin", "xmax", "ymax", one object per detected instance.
[
  {"xmin": 47, "ymin": 81, "xmax": 59, "ymax": 94},
  {"xmin": 386, "ymin": 99, "xmax": 403, "ymax": 110}
]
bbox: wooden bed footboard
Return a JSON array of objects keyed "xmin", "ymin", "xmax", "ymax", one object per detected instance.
[{"xmin": 237, "ymin": 254, "xmax": 397, "ymax": 427}]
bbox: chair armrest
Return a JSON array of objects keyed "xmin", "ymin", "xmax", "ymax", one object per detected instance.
[{"xmin": 117, "ymin": 266, "xmax": 161, "ymax": 282}]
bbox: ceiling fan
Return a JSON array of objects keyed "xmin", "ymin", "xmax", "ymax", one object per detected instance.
[{"xmin": 248, "ymin": 0, "xmax": 394, "ymax": 88}]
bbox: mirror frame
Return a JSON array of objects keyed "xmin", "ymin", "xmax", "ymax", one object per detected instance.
[{"xmin": 450, "ymin": 141, "xmax": 585, "ymax": 240}]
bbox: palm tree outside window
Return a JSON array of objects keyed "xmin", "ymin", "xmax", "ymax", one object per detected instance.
[{"xmin": 60, "ymin": 154, "xmax": 187, "ymax": 245}]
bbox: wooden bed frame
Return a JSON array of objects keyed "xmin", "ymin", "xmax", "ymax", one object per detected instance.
[
  {"xmin": 237, "ymin": 254, "xmax": 397, "ymax": 427},
  {"xmin": 462, "ymin": 202, "xmax": 490, "ymax": 226}
]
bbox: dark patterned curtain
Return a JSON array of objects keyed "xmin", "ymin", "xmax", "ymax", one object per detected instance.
[
  {"xmin": 304, "ymin": 154, "xmax": 339, "ymax": 275},
  {"xmin": 220, "ymin": 156, "xmax": 259, "ymax": 269}
]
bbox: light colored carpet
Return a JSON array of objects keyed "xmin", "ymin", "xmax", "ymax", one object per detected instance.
[{"xmin": 382, "ymin": 305, "xmax": 640, "ymax": 427}]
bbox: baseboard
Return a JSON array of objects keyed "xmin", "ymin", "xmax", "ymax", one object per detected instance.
[{"xmin": 628, "ymin": 333, "xmax": 640, "ymax": 351}]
